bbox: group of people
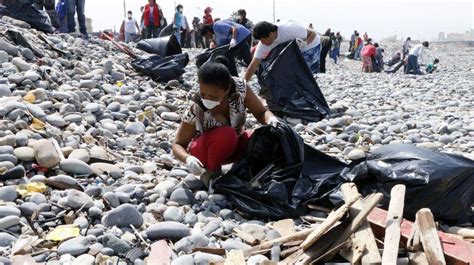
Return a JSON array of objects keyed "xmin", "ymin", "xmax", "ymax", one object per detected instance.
[
  {"xmin": 386, "ymin": 38, "xmax": 438, "ymax": 75},
  {"xmin": 28, "ymin": 0, "xmax": 89, "ymax": 39},
  {"xmin": 172, "ymin": 20, "xmax": 355, "ymax": 185}
]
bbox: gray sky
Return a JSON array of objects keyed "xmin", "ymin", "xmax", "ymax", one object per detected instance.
[{"xmin": 85, "ymin": 0, "xmax": 473, "ymax": 41}]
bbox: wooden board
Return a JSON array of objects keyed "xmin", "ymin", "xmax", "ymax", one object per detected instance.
[
  {"xmin": 368, "ymin": 207, "xmax": 474, "ymax": 265},
  {"xmin": 339, "ymin": 237, "xmax": 365, "ymax": 264},
  {"xmin": 243, "ymin": 226, "xmax": 318, "ymax": 257},
  {"xmin": 283, "ymin": 193, "xmax": 384, "ymax": 264},
  {"xmin": 273, "ymin": 219, "xmax": 296, "ymax": 237},
  {"xmin": 341, "ymin": 183, "xmax": 382, "ymax": 264},
  {"xmin": 382, "ymin": 184, "xmax": 406, "ymax": 265},
  {"xmin": 416, "ymin": 208, "xmax": 446, "ymax": 265},
  {"xmin": 300, "ymin": 196, "xmax": 358, "ymax": 249},
  {"xmin": 233, "ymin": 228, "xmax": 258, "ymax": 245},
  {"xmin": 224, "ymin": 250, "xmax": 246, "ymax": 265}
]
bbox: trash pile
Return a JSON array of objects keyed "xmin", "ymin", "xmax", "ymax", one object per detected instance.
[{"xmin": 0, "ymin": 11, "xmax": 473, "ymax": 265}]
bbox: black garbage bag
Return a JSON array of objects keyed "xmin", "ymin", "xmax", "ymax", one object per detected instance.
[
  {"xmin": 5, "ymin": 30, "xmax": 44, "ymax": 58},
  {"xmin": 257, "ymin": 40, "xmax": 330, "ymax": 123},
  {"xmin": 131, "ymin": 53, "xmax": 189, "ymax": 82},
  {"xmin": 195, "ymin": 45, "xmax": 231, "ymax": 68},
  {"xmin": 384, "ymin": 60, "xmax": 405, "ymax": 74},
  {"xmin": 213, "ymin": 124, "xmax": 347, "ymax": 219},
  {"xmin": 0, "ymin": 1, "xmax": 54, "ymax": 33},
  {"xmin": 136, "ymin": 35, "xmax": 182, "ymax": 57},
  {"xmin": 158, "ymin": 24, "xmax": 174, "ymax": 38},
  {"xmin": 341, "ymin": 144, "xmax": 474, "ymax": 225}
]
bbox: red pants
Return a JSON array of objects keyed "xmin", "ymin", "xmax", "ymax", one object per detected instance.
[{"xmin": 189, "ymin": 126, "xmax": 252, "ymax": 172}]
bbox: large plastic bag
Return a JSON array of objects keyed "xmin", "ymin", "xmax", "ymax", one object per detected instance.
[
  {"xmin": 136, "ymin": 35, "xmax": 182, "ymax": 57},
  {"xmin": 131, "ymin": 53, "xmax": 189, "ymax": 82},
  {"xmin": 0, "ymin": 1, "xmax": 54, "ymax": 33},
  {"xmin": 257, "ymin": 40, "xmax": 330, "ymax": 123},
  {"xmin": 195, "ymin": 45, "xmax": 231, "ymax": 68},
  {"xmin": 384, "ymin": 60, "xmax": 405, "ymax": 74},
  {"xmin": 213, "ymin": 124, "xmax": 347, "ymax": 219},
  {"xmin": 215, "ymin": 124, "xmax": 474, "ymax": 224},
  {"xmin": 341, "ymin": 144, "xmax": 474, "ymax": 225}
]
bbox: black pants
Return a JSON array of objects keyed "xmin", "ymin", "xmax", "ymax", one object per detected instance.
[
  {"xmin": 226, "ymin": 35, "xmax": 252, "ymax": 76},
  {"xmin": 146, "ymin": 26, "xmax": 159, "ymax": 39},
  {"xmin": 319, "ymin": 41, "xmax": 331, "ymax": 73}
]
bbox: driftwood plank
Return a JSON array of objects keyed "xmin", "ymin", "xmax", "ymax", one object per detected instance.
[
  {"xmin": 341, "ymin": 182, "xmax": 382, "ymax": 264},
  {"xmin": 283, "ymin": 193, "xmax": 384, "ymax": 264},
  {"xmin": 368, "ymin": 207, "xmax": 474, "ymax": 265},
  {"xmin": 416, "ymin": 208, "xmax": 446, "ymax": 265},
  {"xmin": 224, "ymin": 250, "xmax": 246, "ymax": 265},
  {"xmin": 382, "ymin": 184, "xmax": 406, "ymax": 265},
  {"xmin": 272, "ymin": 219, "xmax": 295, "ymax": 237},
  {"xmin": 243, "ymin": 226, "xmax": 318, "ymax": 257},
  {"xmin": 233, "ymin": 228, "xmax": 258, "ymax": 245},
  {"xmin": 300, "ymin": 195, "xmax": 358, "ymax": 249}
]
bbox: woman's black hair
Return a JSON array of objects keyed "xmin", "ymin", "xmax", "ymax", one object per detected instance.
[
  {"xmin": 253, "ymin": 21, "xmax": 278, "ymax": 39},
  {"xmin": 198, "ymin": 56, "xmax": 232, "ymax": 90}
]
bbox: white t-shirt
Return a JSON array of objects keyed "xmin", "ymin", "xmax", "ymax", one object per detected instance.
[
  {"xmin": 254, "ymin": 21, "xmax": 320, "ymax": 59},
  {"xmin": 125, "ymin": 18, "xmax": 138, "ymax": 34},
  {"xmin": 409, "ymin": 44, "xmax": 423, "ymax": 57}
]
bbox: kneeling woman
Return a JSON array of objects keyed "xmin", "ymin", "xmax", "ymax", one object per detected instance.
[{"xmin": 172, "ymin": 58, "xmax": 278, "ymax": 186}]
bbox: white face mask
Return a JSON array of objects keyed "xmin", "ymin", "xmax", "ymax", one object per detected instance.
[
  {"xmin": 127, "ymin": 15, "xmax": 132, "ymax": 19},
  {"xmin": 202, "ymin": 99, "xmax": 220, "ymax": 109}
]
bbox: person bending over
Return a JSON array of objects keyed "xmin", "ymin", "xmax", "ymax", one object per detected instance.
[{"xmin": 172, "ymin": 57, "xmax": 279, "ymax": 187}]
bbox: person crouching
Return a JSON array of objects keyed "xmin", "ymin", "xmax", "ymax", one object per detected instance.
[{"xmin": 172, "ymin": 57, "xmax": 279, "ymax": 187}]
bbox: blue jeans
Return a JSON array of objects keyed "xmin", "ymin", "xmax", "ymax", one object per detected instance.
[
  {"xmin": 125, "ymin": 32, "xmax": 140, "ymax": 43},
  {"xmin": 331, "ymin": 47, "xmax": 339, "ymax": 64},
  {"xmin": 405, "ymin": 54, "xmax": 421, "ymax": 74},
  {"xmin": 301, "ymin": 44, "xmax": 321, "ymax": 74},
  {"xmin": 355, "ymin": 45, "xmax": 363, "ymax": 60},
  {"xmin": 67, "ymin": 0, "xmax": 87, "ymax": 35}
]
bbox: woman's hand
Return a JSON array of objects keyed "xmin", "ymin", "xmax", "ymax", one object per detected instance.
[{"xmin": 186, "ymin": 156, "xmax": 206, "ymax": 175}]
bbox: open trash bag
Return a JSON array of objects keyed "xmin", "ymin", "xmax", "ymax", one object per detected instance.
[
  {"xmin": 257, "ymin": 40, "xmax": 330, "ymax": 123},
  {"xmin": 341, "ymin": 144, "xmax": 474, "ymax": 225},
  {"xmin": 131, "ymin": 53, "xmax": 189, "ymax": 82},
  {"xmin": 0, "ymin": 0, "xmax": 54, "ymax": 33},
  {"xmin": 213, "ymin": 124, "xmax": 347, "ymax": 219},
  {"xmin": 195, "ymin": 45, "xmax": 231, "ymax": 68},
  {"xmin": 136, "ymin": 35, "xmax": 182, "ymax": 57}
]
